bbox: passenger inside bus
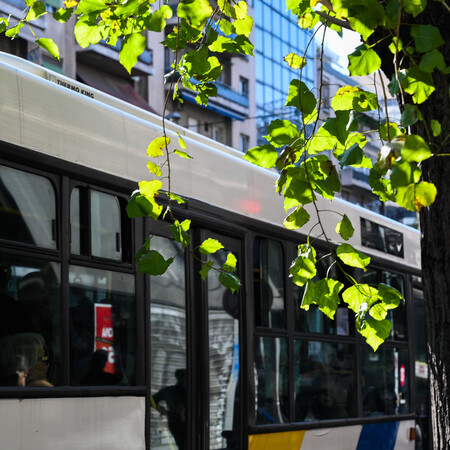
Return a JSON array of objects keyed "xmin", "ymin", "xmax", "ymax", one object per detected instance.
[{"xmin": 0, "ymin": 333, "xmax": 53, "ymax": 387}]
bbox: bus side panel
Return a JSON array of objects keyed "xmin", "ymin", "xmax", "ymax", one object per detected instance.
[
  {"xmin": 249, "ymin": 421, "xmax": 415, "ymax": 450},
  {"xmin": 0, "ymin": 397, "xmax": 145, "ymax": 449}
]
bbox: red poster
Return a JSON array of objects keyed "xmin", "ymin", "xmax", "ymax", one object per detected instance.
[{"xmin": 94, "ymin": 303, "xmax": 115, "ymax": 374}]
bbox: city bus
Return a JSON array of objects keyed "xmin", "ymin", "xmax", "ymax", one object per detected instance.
[{"xmin": 0, "ymin": 52, "xmax": 428, "ymax": 449}]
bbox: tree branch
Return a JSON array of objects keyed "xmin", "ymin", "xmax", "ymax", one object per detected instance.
[
  {"xmin": 315, "ymin": 11, "xmax": 353, "ymax": 30},
  {"xmin": 319, "ymin": 0, "xmax": 334, "ymax": 11}
]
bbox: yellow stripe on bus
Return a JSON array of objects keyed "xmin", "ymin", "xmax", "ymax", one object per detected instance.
[{"xmin": 249, "ymin": 431, "xmax": 306, "ymax": 450}]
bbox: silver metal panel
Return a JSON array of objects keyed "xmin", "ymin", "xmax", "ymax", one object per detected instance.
[{"xmin": 0, "ymin": 396, "xmax": 145, "ymax": 449}]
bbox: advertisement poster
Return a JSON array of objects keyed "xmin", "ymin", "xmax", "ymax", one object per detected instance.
[{"xmin": 94, "ymin": 303, "xmax": 115, "ymax": 374}]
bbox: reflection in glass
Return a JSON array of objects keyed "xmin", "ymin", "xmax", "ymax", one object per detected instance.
[
  {"xmin": 0, "ymin": 165, "xmax": 56, "ymax": 249},
  {"xmin": 383, "ymin": 271, "xmax": 406, "ymax": 340},
  {"xmin": 254, "ymin": 336, "xmax": 289, "ymax": 425},
  {"xmin": 360, "ymin": 269, "xmax": 406, "ymax": 340},
  {"xmin": 90, "ymin": 190, "xmax": 122, "ymax": 260},
  {"xmin": 254, "ymin": 238, "xmax": 285, "ymax": 329},
  {"xmin": 70, "ymin": 188, "xmax": 82, "ymax": 255},
  {"xmin": 362, "ymin": 347, "xmax": 409, "ymax": 416},
  {"xmin": 69, "ymin": 265, "xmax": 135, "ymax": 386},
  {"xmin": 294, "ymin": 340, "xmax": 356, "ymax": 421},
  {"xmin": 208, "ymin": 250, "xmax": 240, "ymax": 449},
  {"xmin": 293, "ymin": 254, "xmax": 349, "ymax": 336},
  {"xmin": 150, "ymin": 237, "xmax": 187, "ymax": 450},
  {"xmin": 0, "ymin": 254, "xmax": 60, "ymax": 386}
]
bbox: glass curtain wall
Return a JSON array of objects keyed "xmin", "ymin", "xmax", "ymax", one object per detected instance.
[{"xmin": 254, "ymin": 0, "xmax": 315, "ymax": 144}]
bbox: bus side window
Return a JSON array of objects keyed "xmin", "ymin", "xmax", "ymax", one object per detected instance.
[
  {"xmin": 71, "ymin": 187, "xmax": 124, "ymax": 261},
  {"xmin": 0, "ymin": 165, "xmax": 57, "ymax": 249},
  {"xmin": 253, "ymin": 238, "xmax": 286, "ymax": 329}
]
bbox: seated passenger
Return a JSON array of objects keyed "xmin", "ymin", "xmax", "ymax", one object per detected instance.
[
  {"xmin": 12, "ymin": 333, "xmax": 53, "ymax": 387},
  {"xmin": 0, "ymin": 335, "xmax": 29, "ymax": 387}
]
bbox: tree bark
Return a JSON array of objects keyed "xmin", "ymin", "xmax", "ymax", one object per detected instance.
[
  {"xmin": 373, "ymin": 2, "xmax": 450, "ymax": 447},
  {"xmin": 416, "ymin": 3, "xmax": 450, "ymax": 449}
]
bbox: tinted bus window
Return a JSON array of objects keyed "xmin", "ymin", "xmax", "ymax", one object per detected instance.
[
  {"xmin": 254, "ymin": 238, "xmax": 285, "ymax": 329},
  {"xmin": 71, "ymin": 188, "xmax": 123, "ymax": 260},
  {"xmin": 254, "ymin": 336, "xmax": 289, "ymax": 425},
  {"xmin": 208, "ymin": 250, "xmax": 240, "ymax": 449},
  {"xmin": 361, "ymin": 346, "xmax": 409, "ymax": 416},
  {"xmin": 293, "ymin": 340, "xmax": 356, "ymax": 421},
  {"xmin": 0, "ymin": 255, "xmax": 60, "ymax": 387},
  {"xmin": 0, "ymin": 165, "xmax": 56, "ymax": 249},
  {"xmin": 69, "ymin": 265, "xmax": 135, "ymax": 385},
  {"xmin": 149, "ymin": 237, "xmax": 187, "ymax": 450}
]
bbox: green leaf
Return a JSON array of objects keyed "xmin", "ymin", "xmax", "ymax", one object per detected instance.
[
  {"xmin": 53, "ymin": 7, "xmax": 74, "ymax": 22},
  {"xmin": 283, "ymin": 168, "xmax": 315, "ymax": 208},
  {"xmin": 289, "ymin": 244, "xmax": 316, "ymax": 287},
  {"xmin": 331, "ymin": 86, "xmax": 360, "ymax": 111},
  {"xmin": 75, "ymin": 0, "xmax": 106, "ymax": 14},
  {"xmin": 0, "ymin": 18, "xmax": 8, "ymax": 33},
  {"xmin": 26, "ymin": 1, "xmax": 46, "ymax": 20},
  {"xmin": 148, "ymin": 136, "xmax": 170, "ymax": 158},
  {"xmin": 243, "ymin": 144, "xmax": 278, "ymax": 168},
  {"xmin": 127, "ymin": 190, "xmax": 161, "ymax": 220},
  {"xmin": 114, "ymin": 0, "xmax": 141, "ymax": 16},
  {"xmin": 233, "ymin": 14, "xmax": 253, "ymax": 38},
  {"xmin": 174, "ymin": 149, "xmax": 193, "ymax": 159},
  {"xmin": 199, "ymin": 238, "xmax": 224, "ymax": 255},
  {"xmin": 298, "ymin": 11, "xmax": 320, "ymax": 29},
  {"xmin": 336, "ymin": 214, "xmax": 354, "ymax": 240},
  {"xmin": 401, "ymin": 105, "xmax": 419, "ymax": 127},
  {"xmin": 431, "ymin": 119, "xmax": 441, "ymax": 137},
  {"xmin": 265, "ymin": 119, "xmax": 299, "ymax": 148},
  {"xmin": 199, "ymin": 260, "xmax": 214, "ymax": 280},
  {"xmin": 222, "ymin": 252, "xmax": 237, "ymax": 273},
  {"xmin": 145, "ymin": 5, "xmax": 174, "ymax": 32},
  {"xmin": 284, "ymin": 53, "xmax": 307, "ymax": 70},
  {"xmin": 379, "ymin": 122, "xmax": 403, "ymax": 141},
  {"xmin": 194, "ymin": 82, "xmax": 217, "ymax": 105},
  {"xmin": 391, "ymin": 161, "xmax": 421, "ymax": 188},
  {"xmin": 337, "ymin": 244, "xmax": 371, "ymax": 270},
  {"xmin": 402, "ymin": 0, "xmax": 426, "ymax": 17},
  {"xmin": 369, "ymin": 284, "xmax": 403, "ymax": 320},
  {"xmin": 137, "ymin": 249, "xmax": 173, "ymax": 276},
  {"xmin": 412, "ymin": 24, "xmax": 444, "ymax": 53},
  {"xmin": 74, "ymin": 18, "xmax": 104, "ymax": 48},
  {"xmin": 399, "ymin": 67, "xmax": 435, "ymax": 104},
  {"xmin": 170, "ymin": 219, "xmax": 191, "ymax": 248},
  {"xmin": 120, "ymin": 33, "xmax": 146, "ymax": 74},
  {"xmin": 389, "ymin": 37, "xmax": 403, "ymax": 54},
  {"xmin": 168, "ymin": 193, "xmax": 186, "ymax": 205},
  {"xmin": 348, "ymin": 44, "xmax": 381, "ymax": 76},
  {"xmin": 283, "ymin": 206, "xmax": 310, "ymax": 230},
  {"xmin": 401, "ymin": 134, "xmax": 431, "ymax": 162},
  {"xmin": 369, "ymin": 166, "xmax": 394, "ymax": 202},
  {"xmin": 177, "ymin": 133, "xmax": 187, "ymax": 149},
  {"xmin": 360, "ymin": 319, "xmax": 392, "ymax": 351},
  {"xmin": 139, "ymin": 180, "xmax": 163, "ymax": 219},
  {"xmin": 337, "ymin": 144, "xmax": 371, "ymax": 168},
  {"xmin": 178, "ymin": 0, "xmax": 213, "ymax": 30},
  {"xmin": 419, "ymin": 49, "xmax": 446, "ymax": 73},
  {"xmin": 36, "ymin": 38, "xmax": 60, "ymax": 60},
  {"xmin": 395, "ymin": 181, "xmax": 437, "ymax": 212},
  {"xmin": 219, "ymin": 271, "xmax": 241, "ymax": 293},
  {"xmin": 302, "ymin": 278, "xmax": 344, "ymax": 319},
  {"xmin": 147, "ymin": 161, "xmax": 162, "ymax": 177},
  {"xmin": 342, "ymin": 284, "xmax": 378, "ymax": 313},
  {"xmin": 5, "ymin": 23, "xmax": 24, "ymax": 39},
  {"xmin": 285, "ymin": 79, "xmax": 317, "ymax": 116}
]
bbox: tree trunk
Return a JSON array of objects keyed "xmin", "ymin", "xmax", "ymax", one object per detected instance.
[{"xmin": 417, "ymin": 4, "xmax": 450, "ymax": 449}]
